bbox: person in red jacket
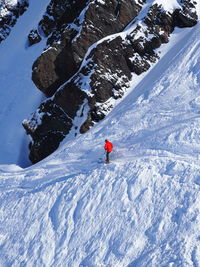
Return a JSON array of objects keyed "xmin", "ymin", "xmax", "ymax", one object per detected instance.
[{"xmin": 104, "ymin": 139, "xmax": 113, "ymax": 163}]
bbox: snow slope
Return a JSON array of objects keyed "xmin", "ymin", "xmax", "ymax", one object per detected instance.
[
  {"xmin": 0, "ymin": 0, "xmax": 51, "ymax": 167},
  {"xmin": 0, "ymin": 21, "xmax": 200, "ymax": 266}
]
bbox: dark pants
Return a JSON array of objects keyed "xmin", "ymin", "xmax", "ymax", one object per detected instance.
[{"xmin": 106, "ymin": 151, "xmax": 110, "ymax": 163}]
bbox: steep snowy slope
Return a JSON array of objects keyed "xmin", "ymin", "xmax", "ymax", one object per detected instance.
[
  {"xmin": 0, "ymin": 22, "xmax": 200, "ymax": 266},
  {"xmin": 0, "ymin": 0, "xmax": 50, "ymax": 167}
]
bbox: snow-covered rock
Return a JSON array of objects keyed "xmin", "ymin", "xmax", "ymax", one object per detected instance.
[{"xmin": 27, "ymin": 29, "xmax": 41, "ymax": 46}]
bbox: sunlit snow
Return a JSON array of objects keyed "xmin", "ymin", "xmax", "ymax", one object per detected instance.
[{"xmin": 0, "ymin": 1, "xmax": 199, "ymax": 266}]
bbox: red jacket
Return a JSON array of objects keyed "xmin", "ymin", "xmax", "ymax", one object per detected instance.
[{"xmin": 104, "ymin": 140, "xmax": 113, "ymax": 152}]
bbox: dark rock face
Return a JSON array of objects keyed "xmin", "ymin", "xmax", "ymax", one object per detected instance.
[
  {"xmin": 31, "ymin": 33, "xmax": 78, "ymax": 97},
  {"xmin": 0, "ymin": 0, "xmax": 29, "ymax": 43},
  {"xmin": 31, "ymin": 0, "xmax": 144, "ymax": 97},
  {"xmin": 23, "ymin": 0, "xmax": 198, "ymax": 163},
  {"xmin": 23, "ymin": 100, "xmax": 73, "ymax": 164},
  {"xmin": 23, "ymin": 83, "xmax": 87, "ymax": 163},
  {"xmin": 39, "ymin": 0, "xmax": 89, "ymax": 38}
]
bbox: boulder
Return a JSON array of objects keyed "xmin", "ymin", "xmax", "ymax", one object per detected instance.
[{"xmin": 28, "ymin": 29, "xmax": 41, "ymax": 46}]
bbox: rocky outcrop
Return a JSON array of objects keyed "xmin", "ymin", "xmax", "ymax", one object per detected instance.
[
  {"xmin": 173, "ymin": 0, "xmax": 198, "ymax": 28},
  {"xmin": 31, "ymin": 0, "xmax": 144, "ymax": 97},
  {"xmin": 0, "ymin": 0, "xmax": 29, "ymax": 43},
  {"xmin": 23, "ymin": 0, "xmax": 198, "ymax": 163}
]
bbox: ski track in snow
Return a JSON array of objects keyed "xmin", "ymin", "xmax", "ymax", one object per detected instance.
[{"xmin": 0, "ymin": 6, "xmax": 200, "ymax": 267}]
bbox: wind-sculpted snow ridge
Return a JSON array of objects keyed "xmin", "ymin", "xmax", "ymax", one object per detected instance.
[
  {"xmin": 1, "ymin": 22, "xmax": 200, "ymax": 266},
  {"xmin": 0, "ymin": 0, "xmax": 29, "ymax": 42},
  {"xmin": 23, "ymin": 0, "xmax": 198, "ymax": 164}
]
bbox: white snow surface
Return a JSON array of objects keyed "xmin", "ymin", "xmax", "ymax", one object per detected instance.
[
  {"xmin": 154, "ymin": 0, "xmax": 181, "ymax": 12},
  {"xmin": 0, "ymin": 15, "xmax": 200, "ymax": 266}
]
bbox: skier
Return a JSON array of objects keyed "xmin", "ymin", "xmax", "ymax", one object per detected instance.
[{"xmin": 104, "ymin": 139, "xmax": 113, "ymax": 163}]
